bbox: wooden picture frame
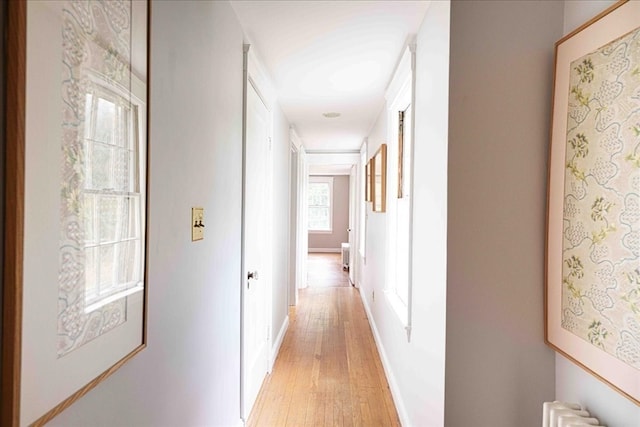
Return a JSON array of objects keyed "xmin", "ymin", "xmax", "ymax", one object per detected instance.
[
  {"xmin": 372, "ymin": 144, "xmax": 387, "ymax": 213},
  {"xmin": 546, "ymin": 0, "xmax": 640, "ymax": 405},
  {"xmin": 365, "ymin": 159, "xmax": 372, "ymax": 202},
  {"xmin": 2, "ymin": 1, "xmax": 150, "ymax": 425}
]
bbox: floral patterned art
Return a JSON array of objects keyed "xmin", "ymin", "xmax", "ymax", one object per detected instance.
[
  {"xmin": 561, "ymin": 25, "xmax": 640, "ymax": 370},
  {"xmin": 58, "ymin": 0, "xmax": 133, "ymax": 357}
]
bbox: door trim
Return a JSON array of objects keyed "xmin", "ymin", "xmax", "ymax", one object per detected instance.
[{"xmin": 240, "ymin": 44, "xmax": 274, "ymax": 422}]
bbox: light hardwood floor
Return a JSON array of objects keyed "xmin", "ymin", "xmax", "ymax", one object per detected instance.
[
  {"xmin": 247, "ymin": 254, "xmax": 400, "ymax": 427},
  {"xmin": 306, "ymin": 252, "xmax": 351, "ymax": 288}
]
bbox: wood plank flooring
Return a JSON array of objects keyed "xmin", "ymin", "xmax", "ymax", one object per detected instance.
[
  {"xmin": 247, "ymin": 255, "xmax": 400, "ymax": 427},
  {"xmin": 307, "ymin": 253, "xmax": 351, "ymax": 288}
]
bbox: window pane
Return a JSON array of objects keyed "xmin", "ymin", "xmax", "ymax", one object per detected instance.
[
  {"xmin": 98, "ymin": 196, "xmax": 120, "ymax": 243},
  {"xmin": 117, "ymin": 240, "xmax": 141, "ymax": 286},
  {"xmin": 91, "ymin": 143, "xmax": 113, "ymax": 190},
  {"xmin": 85, "ymin": 246, "xmax": 98, "ymax": 302},
  {"xmin": 113, "ymin": 147, "xmax": 132, "ymax": 192},
  {"xmin": 99, "ymin": 244, "xmax": 116, "ymax": 294},
  {"xmin": 121, "ymin": 196, "xmax": 140, "ymax": 240},
  {"xmin": 308, "ymin": 183, "xmax": 329, "ymax": 206},
  {"xmin": 117, "ymin": 103, "xmax": 131, "ymax": 148},
  {"xmin": 84, "ymin": 193, "xmax": 96, "ymax": 246},
  {"xmin": 94, "ymin": 97, "xmax": 116, "ymax": 144},
  {"xmin": 309, "ymin": 206, "xmax": 330, "ymax": 230}
]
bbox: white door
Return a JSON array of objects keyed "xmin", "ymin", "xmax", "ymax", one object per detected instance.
[
  {"xmin": 348, "ymin": 166, "xmax": 356, "ymax": 285},
  {"xmin": 242, "ymin": 81, "xmax": 270, "ymax": 419},
  {"xmin": 288, "ymin": 148, "xmax": 298, "ymax": 305},
  {"xmin": 298, "ymin": 149, "xmax": 309, "ymax": 289}
]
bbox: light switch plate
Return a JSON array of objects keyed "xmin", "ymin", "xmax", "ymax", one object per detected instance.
[{"xmin": 192, "ymin": 207, "xmax": 204, "ymax": 241}]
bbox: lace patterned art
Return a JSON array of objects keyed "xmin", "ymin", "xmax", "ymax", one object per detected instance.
[
  {"xmin": 7, "ymin": 1, "xmax": 147, "ymax": 423},
  {"xmin": 561, "ymin": 25, "xmax": 640, "ymax": 371},
  {"xmin": 547, "ymin": 1, "xmax": 640, "ymax": 406},
  {"xmin": 58, "ymin": 0, "xmax": 141, "ymax": 357}
]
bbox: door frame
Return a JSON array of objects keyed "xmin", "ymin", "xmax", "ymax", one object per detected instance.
[
  {"xmin": 240, "ymin": 44, "xmax": 274, "ymax": 421},
  {"xmin": 288, "ymin": 129, "xmax": 308, "ymax": 301},
  {"xmin": 348, "ymin": 164, "xmax": 357, "ymax": 286},
  {"xmin": 288, "ymin": 145, "xmax": 298, "ymax": 306}
]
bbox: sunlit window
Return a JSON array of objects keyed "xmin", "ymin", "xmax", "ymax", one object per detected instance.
[
  {"xmin": 83, "ymin": 86, "xmax": 143, "ymax": 311},
  {"xmin": 384, "ymin": 45, "xmax": 414, "ymax": 324},
  {"xmin": 308, "ymin": 177, "xmax": 333, "ymax": 232},
  {"xmin": 395, "ymin": 106, "xmax": 412, "ymax": 306}
]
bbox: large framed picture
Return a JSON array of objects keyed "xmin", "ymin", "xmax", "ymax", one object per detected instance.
[
  {"xmin": 372, "ymin": 144, "xmax": 387, "ymax": 213},
  {"xmin": 2, "ymin": 1, "xmax": 149, "ymax": 425},
  {"xmin": 365, "ymin": 158, "xmax": 372, "ymax": 202},
  {"xmin": 546, "ymin": 0, "xmax": 640, "ymax": 405}
]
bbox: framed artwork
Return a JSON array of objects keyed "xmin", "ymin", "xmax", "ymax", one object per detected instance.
[
  {"xmin": 373, "ymin": 144, "xmax": 387, "ymax": 213},
  {"xmin": 546, "ymin": 0, "xmax": 640, "ymax": 405},
  {"xmin": 365, "ymin": 159, "xmax": 372, "ymax": 202},
  {"xmin": 2, "ymin": 1, "xmax": 149, "ymax": 425}
]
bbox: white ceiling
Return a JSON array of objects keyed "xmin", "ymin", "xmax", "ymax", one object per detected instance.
[{"xmin": 231, "ymin": 1, "xmax": 430, "ymax": 152}]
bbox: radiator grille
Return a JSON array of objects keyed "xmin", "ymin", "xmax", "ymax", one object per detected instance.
[
  {"xmin": 341, "ymin": 243, "xmax": 349, "ymax": 270},
  {"xmin": 542, "ymin": 401, "xmax": 603, "ymax": 427}
]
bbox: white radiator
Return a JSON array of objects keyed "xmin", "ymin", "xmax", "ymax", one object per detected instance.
[
  {"xmin": 341, "ymin": 242, "xmax": 350, "ymax": 270},
  {"xmin": 542, "ymin": 401, "xmax": 604, "ymax": 427}
]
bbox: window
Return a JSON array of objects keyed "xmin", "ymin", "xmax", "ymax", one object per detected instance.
[
  {"xmin": 394, "ymin": 105, "xmax": 412, "ymax": 306},
  {"xmin": 83, "ymin": 84, "xmax": 144, "ymax": 311},
  {"xmin": 384, "ymin": 45, "xmax": 414, "ymax": 327},
  {"xmin": 308, "ymin": 176, "xmax": 333, "ymax": 232}
]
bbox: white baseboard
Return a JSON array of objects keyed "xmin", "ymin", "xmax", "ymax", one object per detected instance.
[
  {"xmin": 270, "ymin": 315, "xmax": 289, "ymax": 372},
  {"xmin": 236, "ymin": 419, "xmax": 245, "ymax": 427},
  {"xmin": 358, "ymin": 289, "xmax": 410, "ymax": 426},
  {"xmin": 308, "ymin": 248, "xmax": 341, "ymax": 253}
]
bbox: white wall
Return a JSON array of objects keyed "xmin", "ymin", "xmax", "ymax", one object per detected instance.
[
  {"xmin": 271, "ymin": 104, "xmax": 291, "ymax": 352},
  {"xmin": 50, "ymin": 2, "xmax": 245, "ymax": 425},
  {"xmin": 554, "ymin": 1, "xmax": 640, "ymax": 424},
  {"xmin": 358, "ymin": 2, "xmax": 450, "ymax": 425},
  {"xmin": 361, "ymin": 108, "xmax": 386, "ymax": 307},
  {"xmin": 446, "ymin": 1, "xmax": 563, "ymax": 425},
  {"xmin": 563, "ymin": 0, "xmax": 615, "ymax": 35},
  {"xmin": 556, "ymin": 355, "xmax": 640, "ymax": 425},
  {"xmin": 308, "ymin": 175, "xmax": 350, "ymax": 250}
]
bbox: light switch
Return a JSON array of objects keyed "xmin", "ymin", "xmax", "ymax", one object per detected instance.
[{"xmin": 192, "ymin": 207, "xmax": 204, "ymax": 241}]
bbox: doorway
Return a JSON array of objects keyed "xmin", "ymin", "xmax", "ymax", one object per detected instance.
[{"xmin": 241, "ymin": 46, "xmax": 274, "ymax": 421}]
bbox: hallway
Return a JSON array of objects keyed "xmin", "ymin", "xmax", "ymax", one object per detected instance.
[{"xmin": 247, "ymin": 255, "xmax": 399, "ymax": 426}]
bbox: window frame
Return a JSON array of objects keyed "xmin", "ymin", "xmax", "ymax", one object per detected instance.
[
  {"xmin": 307, "ymin": 176, "xmax": 334, "ymax": 233},
  {"xmin": 82, "ymin": 72, "xmax": 147, "ymax": 313},
  {"xmin": 392, "ymin": 104, "xmax": 412, "ymax": 307},
  {"xmin": 383, "ymin": 45, "xmax": 415, "ymax": 336}
]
